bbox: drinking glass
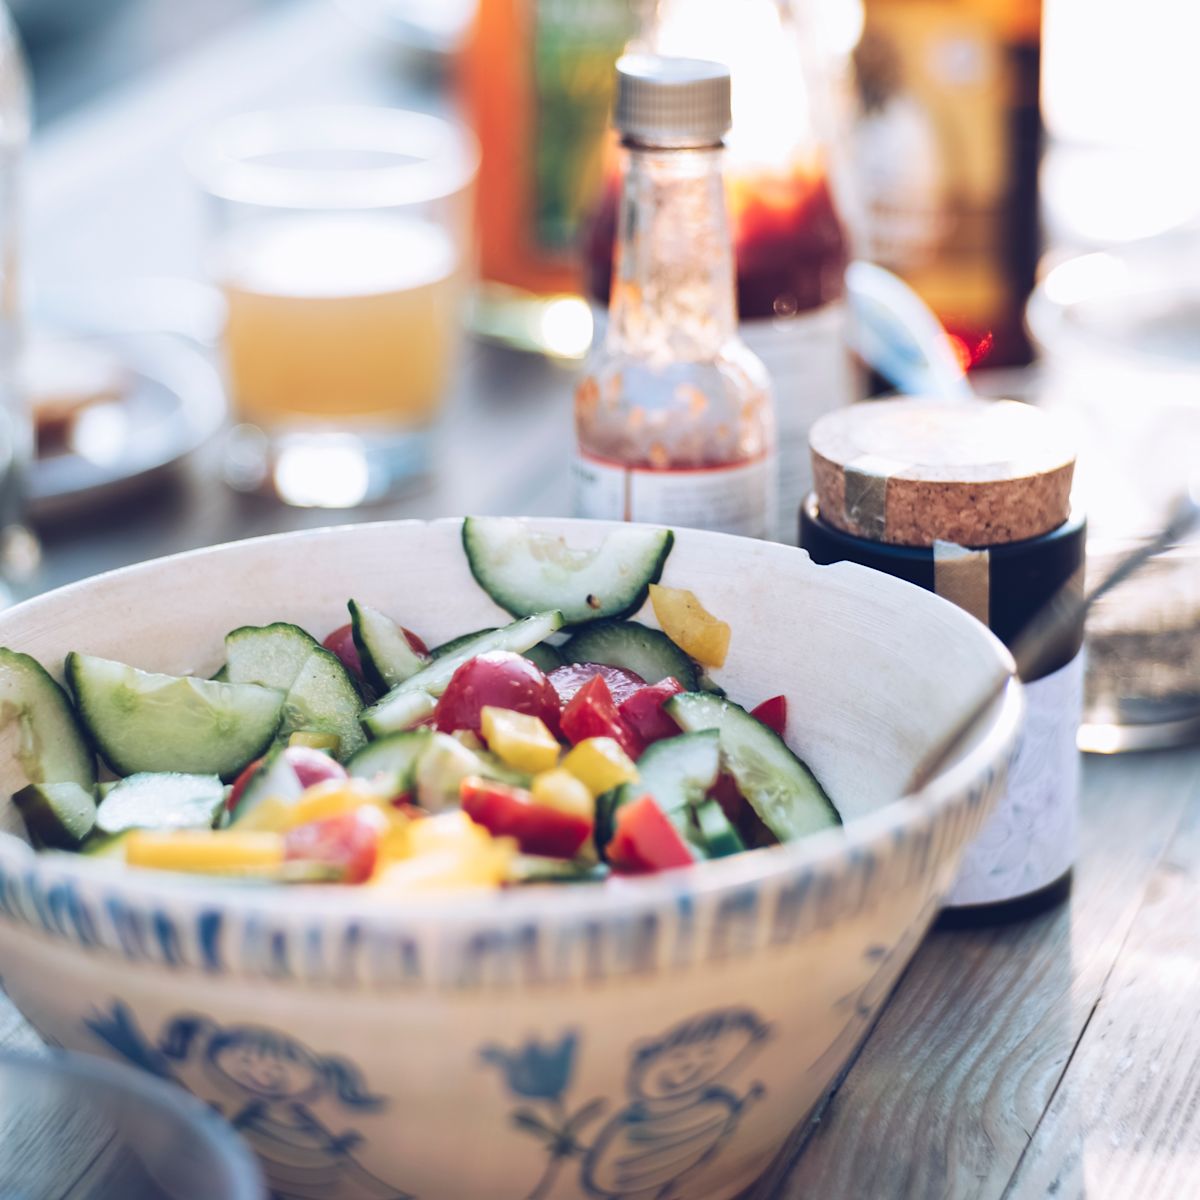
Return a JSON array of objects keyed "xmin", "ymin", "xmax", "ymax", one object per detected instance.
[
  {"xmin": 0, "ymin": 1049, "xmax": 265, "ymax": 1198},
  {"xmin": 193, "ymin": 106, "xmax": 479, "ymax": 507}
]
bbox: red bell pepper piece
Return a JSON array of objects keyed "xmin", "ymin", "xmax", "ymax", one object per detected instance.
[
  {"xmin": 460, "ymin": 777, "xmax": 593, "ymax": 859},
  {"xmin": 559, "ymin": 675, "xmax": 643, "ymax": 758},
  {"xmin": 750, "ymin": 694, "xmax": 788, "ymax": 737},
  {"xmin": 283, "ymin": 810, "xmax": 382, "ymax": 884},
  {"xmin": 618, "ymin": 677, "xmax": 685, "ymax": 745},
  {"xmin": 607, "ymin": 794, "xmax": 695, "ymax": 874}
]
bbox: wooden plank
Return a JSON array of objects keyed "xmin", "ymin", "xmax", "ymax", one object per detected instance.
[
  {"xmin": 751, "ymin": 750, "xmax": 1200, "ymax": 1200},
  {"xmin": 1004, "ymin": 777, "xmax": 1200, "ymax": 1198}
]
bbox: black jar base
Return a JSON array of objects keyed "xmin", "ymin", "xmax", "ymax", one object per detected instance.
[{"xmin": 935, "ymin": 869, "xmax": 1073, "ymax": 929}]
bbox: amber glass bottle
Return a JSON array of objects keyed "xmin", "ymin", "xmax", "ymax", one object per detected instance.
[{"xmin": 853, "ymin": 0, "xmax": 1043, "ymax": 369}]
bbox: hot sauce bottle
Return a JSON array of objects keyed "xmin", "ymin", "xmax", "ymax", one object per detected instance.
[
  {"xmin": 583, "ymin": 0, "xmax": 857, "ymax": 537},
  {"xmin": 572, "ymin": 55, "xmax": 777, "ymax": 539}
]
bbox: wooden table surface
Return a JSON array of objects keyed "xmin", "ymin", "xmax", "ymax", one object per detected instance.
[{"xmin": 5, "ymin": 5, "xmax": 1200, "ymax": 1199}]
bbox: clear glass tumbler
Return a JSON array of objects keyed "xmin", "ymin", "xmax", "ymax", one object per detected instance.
[
  {"xmin": 192, "ymin": 106, "xmax": 479, "ymax": 507},
  {"xmin": 0, "ymin": 1049, "xmax": 265, "ymax": 1199}
]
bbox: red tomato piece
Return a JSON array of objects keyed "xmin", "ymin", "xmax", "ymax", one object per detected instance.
[
  {"xmin": 618, "ymin": 677, "xmax": 685, "ymax": 745},
  {"xmin": 283, "ymin": 745, "xmax": 348, "ymax": 790},
  {"xmin": 434, "ymin": 651, "xmax": 561, "ymax": 737},
  {"xmin": 402, "ymin": 628, "xmax": 430, "ymax": 657},
  {"xmin": 323, "ymin": 622, "xmax": 428, "ymax": 684},
  {"xmin": 607, "ymin": 795, "xmax": 695, "ymax": 874},
  {"xmin": 283, "ymin": 810, "xmax": 382, "ymax": 884},
  {"xmin": 321, "ymin": 623, "xmax": 366, "ymax": 683},
  {"xmin": 559, "ymin": 675, "xmax": 643, "ymax": 758},
  {"xmin": 750, "ymin": 694, "xmax": 788, "ymax": 737},
  {"xmin": 226, "ymin": 756, "xmax": 265, "ymax": 813},
  {"xmin": 460, "ymin": 777, "xmax": 592, "ymax": 859},
  {"xmin": 548, "ymin": 662, "xmax": 645, "ymax": 706}
]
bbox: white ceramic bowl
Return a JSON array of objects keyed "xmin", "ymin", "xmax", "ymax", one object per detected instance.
[{"xmin": 0, "ymin": 519, "xmax": 1020, "ymax": 1200}]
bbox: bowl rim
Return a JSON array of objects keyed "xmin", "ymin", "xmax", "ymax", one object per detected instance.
[{"xmin": 0, "ymin": 518, "xmax": 1023, "ymax": 929}]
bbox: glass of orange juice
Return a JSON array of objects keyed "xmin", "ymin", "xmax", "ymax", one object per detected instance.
[{"xmin": 193, "ymin": 106, "xmax": 479, "ymax": 506}]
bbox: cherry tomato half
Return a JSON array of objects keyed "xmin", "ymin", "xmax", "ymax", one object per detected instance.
[
  {"xmin": 284, "ymin": 745, "xmax": 348, "ymax": 790},
  {"xmin": 434, "ymin": 651, "xmax": 561, "ymax": 737},
  {"xmin": 547, "ymin": 662, "xmax": 645, "ymax": 707},
  {"xmin": 559, "ymin": 675, "xmax": 642, "ymax": 759},
  {"xmin": 750, "ymin": 695, "xmax": 788, "ymax": 738},
  {"xmin": 618, "ymin": 677, "xmax": 685, "ymax": 745},
  {"xmin": 284, "ymin": 808, "xmax": 383, "ymax": 884}
]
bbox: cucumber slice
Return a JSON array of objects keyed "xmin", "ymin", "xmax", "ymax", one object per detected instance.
[
  {"xmin": 594, "ymin": 731, "xmax": 720, "ymax": 858},
  {"xmin": 462, "ymin": 517, "xmax": 673, "ymax": 625},
  {"xmin": 225, "ymin": 626, "xmax": 365, "ymax": 760},
  {"xmin": 349, "ymin": 601, "xmax": 427, "ymax": 692},
  {"xmin": 412, "ymin": 732, "xmax": 532, "ymax": 811},
  {"xmin": 210, "ymin": 666, "xmax": 229, "ymax": 682},
  {"xmin": 229, "ymin": 744, "xmax": 304, "ymax": 825},
  {"xmin": 225, "ymin": 622, "xmax": 317, "ymax": 692},
  {"xmin": 363, "ymin": 611, "xmax": 563, "ymax": 737},
  {"xmin": 282, "ymin": 648, "xmax": 366, "ymax": 760},
  {"xmin": 66, "ymin": 653, "xmax": 284, "ymax": 779},
  {"xmin": 95, "ymin": 772, "xmax": 226, "ymax": 836},
  {"xmin": 414, "ymin": 732, "xmax": 483, "ymax": 812},
  {"xmin": 694, "ymin": 798, "xmax": 745, "ymax": 858},
  {"xmin": 561, "ymin": 621, "xmax": 699, "ymax": 690},
  {"xmin": 13, "ymin": 781, "xmax": 97, "ymax": 850},
  {"xmin": 665, "ymin": 693, "xmax": 840, "ymax": 841},
  {"xmin": 346, "ymin": 729, "xmax": 434, "ymax": 794},
  {"xmin": 0, "ymin": 647, "xmax": 95, "ymax": 789},
  {"xmin": 81, "ymin": 829, "xmax": 134, "ymax": 858},
  {"xmin": 637, "ymin": 730, "xmax": 721, "ymax": 818},
  {"xmin": 507, "ymin": 856, "xmax": 610, "ymax": 885},
  {"xmin": 431, "ymin": 628, "xmax": 563, "ymax": 676}
]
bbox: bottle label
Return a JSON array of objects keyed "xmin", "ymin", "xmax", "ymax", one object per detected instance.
[
  {"xmin": 572, "ymin": 451, "xmax": 777, "ymax": 540},
  {"xmin": 739, "ymin": 302, "xmax": 860, "ymax": 540},
  {"xmin": 946, "ymin": 652, "xmax": 1083, "ymax": 907}
]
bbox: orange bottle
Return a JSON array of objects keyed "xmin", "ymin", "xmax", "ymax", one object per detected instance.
[{"xmin": 459, "ymin": 0, "xmax": 634, "ymax": 299}]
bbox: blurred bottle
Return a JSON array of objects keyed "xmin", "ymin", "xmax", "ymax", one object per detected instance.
[
  {"xmin": 573, "ymin": 55, "xmax": 776, "ymax": 539},
  {"xmin": 852, "ymin": 0, "xmax": 1042, "ymax": 370},
  {"xmin": 584, "ymin": 0, "xmax": 858, "ymax": 537},
  {"xmin": 459, "ymin": 0, "xmax": 636, "ymax": 355},
  {"xmin": 0, "ymin": 3, "xmax": 30, "ymax": 597}
]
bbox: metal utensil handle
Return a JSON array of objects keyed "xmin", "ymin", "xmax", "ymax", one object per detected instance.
[{"xmin": 903, "ymin": 490, "xmax": 1200, "ymax": 797}]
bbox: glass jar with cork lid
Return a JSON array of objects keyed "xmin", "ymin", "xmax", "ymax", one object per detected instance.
[{"xmin": 800, "ymin": 397, "xmax": 1085, "ymax": 922}]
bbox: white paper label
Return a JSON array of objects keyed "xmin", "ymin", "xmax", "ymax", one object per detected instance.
[
  {"xmin": 947, "ymin": 653, "xmax": 1083, "ymax": 907},
  {"xmin": 740, "ymin": 301, "xmax": 861, "ymax": 541},
  {"xmin": 572, "ymin": 452, "xmax": 776, "ymax": 539}
]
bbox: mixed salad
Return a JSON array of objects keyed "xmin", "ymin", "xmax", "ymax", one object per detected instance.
[{"xmin": 0, "ymin": 519, "xmax": 840, "ymax": 890}]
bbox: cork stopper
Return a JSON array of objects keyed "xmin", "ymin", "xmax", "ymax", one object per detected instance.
[{"xmin": 809, "ymin": 398, "xmax": 1076, "ymax": 548}]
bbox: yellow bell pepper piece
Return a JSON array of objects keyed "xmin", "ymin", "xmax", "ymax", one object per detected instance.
[
  {"xmin": 531, "ymin": 768, "xmax": 594, "ymax": 820},
  {"xmin": 561, "ymin": 737, "xmax": 638, "ymax": 797},
  {"xmin": 374, "ymin": 813, "xmax": 514, "ymax": 890},
  {"xmin": 480, "ymin": 706, "xmax": 561, "ymax": 773},
  {"xmin": 648, "ymin": 584, "xmax": 731, "ymax": 668},
  {"xmin": 235, "ymin": 779, "xmax": 388, "ymax": 833},
  {"xmin": 125, "ymin": 830, "xmax": 284, "ymax": 873},
  {"xmin": 288, "ymin": 731, "xmax": 341, "ymax": 754}
]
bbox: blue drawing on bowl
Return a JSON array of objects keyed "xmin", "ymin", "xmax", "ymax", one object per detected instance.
[
  {"xmin": 85, "ymin": 1001, "xmax": 413, "ymax": 1200},
  {"xmin": 482, "ymin": 1008, "xmax": 771, "ymax": 1200}
]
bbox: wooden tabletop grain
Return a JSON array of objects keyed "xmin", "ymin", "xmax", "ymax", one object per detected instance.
[{"xmin": 5, "ymin": 5, "xmax": 1200, "ymax": 1198}]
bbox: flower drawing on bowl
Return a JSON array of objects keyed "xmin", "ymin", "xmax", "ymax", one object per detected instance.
[
  {"xmin": 481, "ymin": 1008, "xmax": 771, "ymax": 1200},
  {"xmin": 85, "ymin": 1001, "xmax": 414, "ymax": 1200}
]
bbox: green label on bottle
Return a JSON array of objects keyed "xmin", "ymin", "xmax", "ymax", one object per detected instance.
[{"xmin": 532, "ymin": 0, "xmax": 632, "ymax": 254}]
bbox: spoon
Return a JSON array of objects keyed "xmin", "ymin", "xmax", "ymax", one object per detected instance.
[{"xmin": 904, "ymin": 481, "xmax": 1200, "ymax": 796}]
